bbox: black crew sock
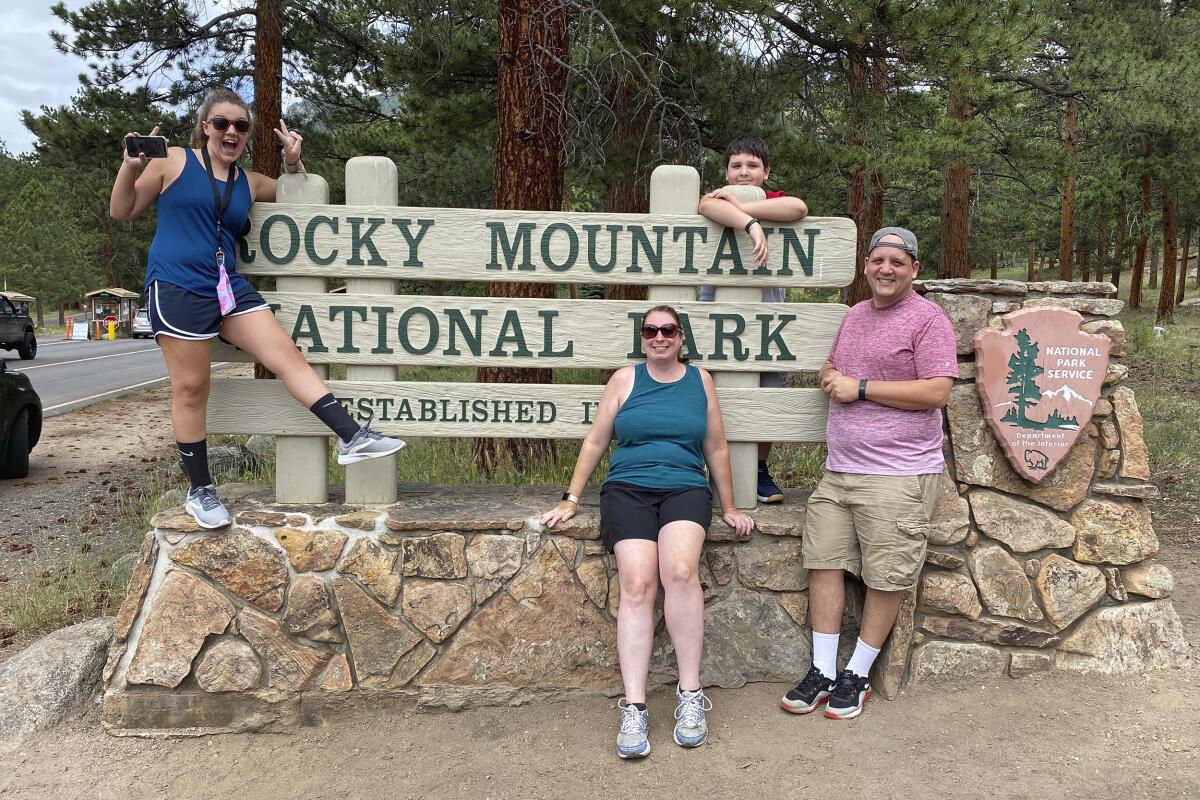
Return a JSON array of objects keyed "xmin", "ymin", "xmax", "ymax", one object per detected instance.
[
  {"xmin": 631, "ymin": 702, "xmax": 647, "ymax": 711},
  {"xmin": 177, "ymin": 439, "xmax": 212, "ymax": 490},
  {"xmin": 309, "ymin": 393, "xmax": 362, "ymax": 444}
]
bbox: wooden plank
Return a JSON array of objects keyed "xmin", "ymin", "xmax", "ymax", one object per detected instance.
[
  {"xmin": 343, "ymin": 156, "xmax": 401, "ymax": 504},
  {"xmin": 236, "ymin": 203, "xmax": 856, "ymax": 288},
  {"xmin": 274, "ymin": 173, "xmax": 331, "ymax": 503},
  {"xmin": 211, "ymin": 294, "xmax": 848, "ymax": 371},
  {"xmin": 206, "ymin": 379, "xmax": 830, "ymax": 443}
]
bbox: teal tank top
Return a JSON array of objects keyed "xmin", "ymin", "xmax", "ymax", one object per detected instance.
[{"xmin": 605, "ymin": 363, "xmax": 710, "ymax": 490}]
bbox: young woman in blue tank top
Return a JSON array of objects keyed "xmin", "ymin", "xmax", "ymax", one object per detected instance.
[
  {"xmin": 540, "ymin": 305, "xmax": 753, "ymax": 759},
  {"xmin": 109, "ymin": 88, "xmax": 404, "ymax": 530}
]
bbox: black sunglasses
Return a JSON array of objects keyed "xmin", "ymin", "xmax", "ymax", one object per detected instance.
[
  {"xmin": 209, "ymin": 117, "xmax": 251, "ymax": 133},
  {"xmin": 641, "ymin": 323, "xmax": 681, "ymax": 339}
]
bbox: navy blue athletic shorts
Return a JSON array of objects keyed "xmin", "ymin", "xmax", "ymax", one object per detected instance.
[
  {"xmin": 599, "ymin": 481, "xmax": 712, "ymax": 552},
  {"xmin": 146, "ymin": 280, "xmax": 270, "ymax": 340}
]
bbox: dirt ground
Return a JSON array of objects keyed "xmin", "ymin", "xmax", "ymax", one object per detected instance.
[
  {"xmin": 0, "ymin": 383, "xmax": 178, "ymax": 586},
  {"xmin": 0, "ymin": 377, "xmax": 1197, "ymax": 798},
  {"xmin": 0, "ymin": 665, "xmax": 1197, "ymax": 800}
]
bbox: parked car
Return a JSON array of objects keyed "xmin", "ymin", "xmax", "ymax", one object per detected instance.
[
  {"xmin": 0, "ymin": 295, "xmax": 36, "ymax": 359},
  {"xmin": 0, "ymin": 358, "xmax": 42, "ymax": 479},
  {"xmin": 131, "ymin": 308, "xmax": 154, "ymax": 339}
]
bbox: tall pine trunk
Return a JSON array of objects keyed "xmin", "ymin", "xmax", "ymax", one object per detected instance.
[
  {"xmin": 250, "ymin": 0, "xmax": 284, "ymax": 381},
  {"xmin": 843, "ymin": 49, "xmax": 885, "ymax": 306},
  {"xmin": 602, "ymin": 26, "xmax": 655, "ymax": 305},
  {"xmin": 1149, "ymin": 247, "xmax": 1158, "ymax": 289},
  {"xmin": 1027, "ymin": 242, "xmax": 1036, "ymax": 282},
  {"xmin": 1130, "ymin": 165, "xmax": 1151, "ymax": 309},
  {"xmin": 475, "ymin": 0, "xmax": 569, "ymax": 473},
  {"xmin": 939, "ymin": 79, "xmax": 972, "ymax": 278},
  {"xmin": 1058, "ymin": 97, "xmax": 1079, "ymax": 280},
  {"xmin": 1177, "ymin": 224, "xmax": 1191, "ymax": 304},
  {"xmin": 1113, "ymin": 192, "xmax": 1126, "ymax": 288},
  {"xmin": 1097, "ymin": 221, "xmax": 1108, "ymax": 284},
  {"xmin": 1158, "ymin": 181, "xmax": 1176, "ymax": 324},
  {"xmin": 1079, "ymin": 246, "xmax": 1089, "ymax": 282},
  {"xmin": 251, "ymin": 0, "xmax": 283, "ymax": 177}
]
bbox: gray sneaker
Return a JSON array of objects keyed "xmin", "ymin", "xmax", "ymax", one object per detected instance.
[
  {"xmin": 616, "ymin": 698, "xmax": 650, "ymax": 759},
  {"xmin": 184, "ymin": 485, "xmax": 231, "ymax": 529},
  {"xmin": 673, "ymin": 687, "xmax": 711, "ymax": 748},
  {"xmin": 337, "ymin": 425, "xmax": 406, "ymax": 465}
]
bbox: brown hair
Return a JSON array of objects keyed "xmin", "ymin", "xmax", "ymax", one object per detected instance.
[
  {"xmin": 643, "ymin": 305, "xmax": 688, "ymax": 363},
  {"xmin": 190, "ymin": 88, "xmax": 253, "ymax": 148}
]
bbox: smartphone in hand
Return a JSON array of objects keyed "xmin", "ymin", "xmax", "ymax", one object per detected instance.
[{"xmin": 125, "ymin": 135, "xmax": 169, "ymax": 159}]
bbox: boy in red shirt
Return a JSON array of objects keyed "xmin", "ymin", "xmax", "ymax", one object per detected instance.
[{"xmin": 698, "ymin": 134, "xmax": 808, "ymax": 503}]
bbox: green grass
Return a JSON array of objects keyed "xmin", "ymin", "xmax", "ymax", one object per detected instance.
[{"xmin": 1117, "ymin": 308, "xmax": 1200, "ymax": 501}]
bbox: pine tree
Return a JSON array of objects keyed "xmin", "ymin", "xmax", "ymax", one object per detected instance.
[{"xmin": 1004, "ymin": 328, "xmax": 1043, "ymax": 426}]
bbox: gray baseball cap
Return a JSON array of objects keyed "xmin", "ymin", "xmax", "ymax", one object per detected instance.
[{"xmin": 868, "ymin": 227, "xmax": 918, "ymax": 260}]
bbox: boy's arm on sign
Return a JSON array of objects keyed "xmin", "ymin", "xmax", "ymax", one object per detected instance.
[
  {"xmin": 698, "ymin": 191, "xmax": 752, "ymax": 228},
  {"xmin": 697, "ymin": 192, "xmax": 768, "ymax": 266},
  {"xmin": 736, "ymin": 195, "xmax": 809, "ymax": 222}
]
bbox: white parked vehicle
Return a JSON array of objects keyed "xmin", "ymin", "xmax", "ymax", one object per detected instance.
[{"xmin": 131, "ymin": 308, "xmax": 154, "ymax": 339}]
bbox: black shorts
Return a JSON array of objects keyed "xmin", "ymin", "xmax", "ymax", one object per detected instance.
[
  {"xmin": 147, "ymin": 279, "xmax": 270, "ymax": 340},
  {"xmin": 600, "ymin": 482, "xmax": 712, "ymax": 552}
]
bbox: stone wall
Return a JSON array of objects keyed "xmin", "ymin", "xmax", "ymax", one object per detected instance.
[
  {"xmin": 102, "ymin": 279, "xmax": 1191, "ymax": 733},
  {"xmin": 909, "ymin": 278, "xmax": 1190, "ymax": 682},
  {"xmin": 103, "ymin": 484, "xmax": 838, "ymax": 733}
]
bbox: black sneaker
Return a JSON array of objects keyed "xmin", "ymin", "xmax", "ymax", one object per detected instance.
[
  {"xmin": 757, "ymin": 465, "xmax": 784, "ymax": 504},
  {"xmin": 780, "ymin": 665, "xmax": 834, "ymax": 714},
  {"xmin": 824, "ymin": 670, "xmax": 871, "ymax": 720}
]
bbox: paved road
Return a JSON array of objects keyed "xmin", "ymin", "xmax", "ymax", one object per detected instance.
[{"xmin": 4, "ymin": 336, "xmax": 230, "ymax": 417}]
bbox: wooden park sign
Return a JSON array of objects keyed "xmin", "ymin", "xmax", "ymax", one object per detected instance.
[
  {"xmin": 238, "ymin": 205, "xmax": 856, "ymax": 287},
  {"xmin": 974, "ymin": 307, "xmax": 1111, "ymax": 482},
  {"xmin": 208, "ymin": 160, "xmax": 858, "ymax": 507}
]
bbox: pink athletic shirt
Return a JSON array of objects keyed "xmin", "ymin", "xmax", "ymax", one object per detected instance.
[{"xmin": 825, "ymin": 290, "xmax": 959, "ymax": 475}]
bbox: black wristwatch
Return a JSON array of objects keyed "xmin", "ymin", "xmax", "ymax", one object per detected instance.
[
  {"xmin": 561, "ymin": 492, "xmax": 579, "ymax": 504},
  {"xmin": 858, "ymin": 379, "xmax": 868, "ymax": 401},
  {"xmin": 744, "ymin": 217, "xmax": 760, "ymax": 233}
]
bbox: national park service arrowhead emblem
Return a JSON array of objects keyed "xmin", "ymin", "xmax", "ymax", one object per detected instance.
[{"xmin": 973, "ymin": 307, "xmax": 1111, "ymax": 483}]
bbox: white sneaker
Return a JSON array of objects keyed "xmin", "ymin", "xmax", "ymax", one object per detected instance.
[
  {"xmin": 616, "ymin": 699, "xmax": 650, "ymax": 759},
  {"xmin": 337, "ymin": 425, "xmax": 407, "ymax": 465},
  {"xmin": 184, "ymin": 485, "xmax": 231, "ymax": 529},
  {"xmin": 673, "ymin": 687, "xmax": 712, "ymax": 747}
]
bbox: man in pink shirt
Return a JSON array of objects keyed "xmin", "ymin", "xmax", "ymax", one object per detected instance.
[{"xmin": 780, "ymin": 227, "xmax": 958, "ymax": 721}]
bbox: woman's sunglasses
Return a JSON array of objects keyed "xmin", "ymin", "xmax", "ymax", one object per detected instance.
[
  {"xmin": 641, "ymin": 323, "xmax": 681, "ymax": 339},
  {"xmin": 209, "ymin": 117, "xmax": 251, "ymax": 134}
]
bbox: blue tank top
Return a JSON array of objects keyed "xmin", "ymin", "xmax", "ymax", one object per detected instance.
[
  {"xmin": 605, "ymin": 363, "xmax": 710, "ymax": 490},
  {"xmin": 145, "ymin": 149, "xmax": 253, "ymax": 297}
]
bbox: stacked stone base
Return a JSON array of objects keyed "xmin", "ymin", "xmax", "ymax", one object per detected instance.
[
  {"xmin": 104, "ymin": 484, "xmax": 839, "ymax": 734},
  {"xmin": 103, "ymin": 281, "xmax": 1193, "ymax": 734}
]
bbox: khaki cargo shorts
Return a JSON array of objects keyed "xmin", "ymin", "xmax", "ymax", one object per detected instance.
[{"xmin": 802, "ymin": 470, "xmax": 940, "ymax": 591}]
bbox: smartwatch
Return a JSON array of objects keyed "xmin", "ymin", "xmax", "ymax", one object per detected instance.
[
  {"xmin": 744, "ymin": 218, "xmax": 760, "ymax": 233},
  {"xmin": 561, "ymin": 492, "xmax": 579, "ymax": 504},
  {"xmin": 858, "ymin": 379, "xmax": 868, "ymax": 401}
]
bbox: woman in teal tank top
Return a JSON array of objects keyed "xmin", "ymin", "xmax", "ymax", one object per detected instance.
[{"xmin": 541, "ymin": 306, "xmax": 753, "ymax": 759}]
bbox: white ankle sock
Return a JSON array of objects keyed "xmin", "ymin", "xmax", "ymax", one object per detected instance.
[
  {"xmin": 846, "ymin": 638, "xmax": 881, "ymax": 678},
  {"xmin": 812, "ymin": 631, "xmax": 840, "ymax": 680}
]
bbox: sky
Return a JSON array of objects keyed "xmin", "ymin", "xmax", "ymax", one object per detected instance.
[{"xmin": 0, "ymin": 0, "xmax": 91, "ymax": 154}]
